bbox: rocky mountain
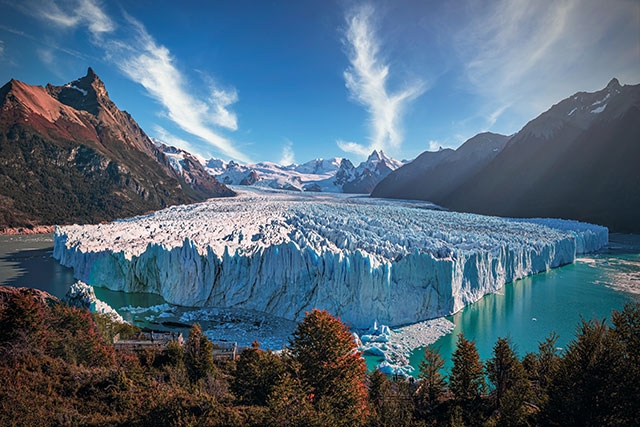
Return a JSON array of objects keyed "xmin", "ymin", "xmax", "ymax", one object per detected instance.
[
  {"xmin": 373, "ymin": 78, "xmax": 640, "ymax": 233},
  {"xmin": 372, "ymin": 133, "xmax": 509, "ymax": 201},
  {"xmin": 198, "ymin": 149, "xmax": 404, "ymax": 193},
  {"xmin": 0, "ymin": 68, "xmax": 234, "ymax": 231}
]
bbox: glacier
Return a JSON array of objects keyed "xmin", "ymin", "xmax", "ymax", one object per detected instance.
[{"xmin": 53, "ymin": 188, "xmax": 608, "ymax": 329}]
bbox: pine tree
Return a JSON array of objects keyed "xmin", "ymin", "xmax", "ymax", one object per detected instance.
[
  {"xmin": 288, "ymin": 309, "xmax": 368, "ymax": 425},
  {"xmin": 267, "ymin": 371, "xmax": 319, "ymax": 427},
  {"xmin": 184, "ymin": 323, "xmax": 215, "ymax": 383},
  {"xmin": 450, "ymin": 333, "xmax": 485, "ymax": 404},
  {"xmin": 610, "ymin": 303, "xmax": 640, "ymax": 425},
  {"xmin": 415, "ymin": 346, "xmax": 446, "ymax": 416},
  {"xmin": 486, "ymin": 337, "xmax": 533, "ymax": 425},
  {"xmin": 232, "ymin": 341, "xmax": 286, "ymax": 405},
  {"xmin": 522, "ymin": 332, "xmax": 560, "ymax": 407},
  {"xmin": 543, "ymin": 318, "xmax": 621, "ymax": 426}
]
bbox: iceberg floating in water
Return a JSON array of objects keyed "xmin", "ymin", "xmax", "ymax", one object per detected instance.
[{"xmin": 53, "ymin": 189, "xmax": 608, "ymax": 329}]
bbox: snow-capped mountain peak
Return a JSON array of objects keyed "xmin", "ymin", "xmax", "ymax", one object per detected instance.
[{"xmin": 192, "ymin": 149, "xmax": 405, "ymax": 194}]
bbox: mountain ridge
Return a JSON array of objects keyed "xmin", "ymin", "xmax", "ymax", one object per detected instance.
[
  {"xmin": 0, "ymin": 68, "xmax": 234, "ymax": 231},
  {"xmin": 373, "ymin": 78, "xmax": 640, "ymax": 232}
]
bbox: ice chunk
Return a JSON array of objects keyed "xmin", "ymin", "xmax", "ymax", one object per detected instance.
[{"xmin": 64, "ymin": 280, "xmax": 125, "ymax": 323}]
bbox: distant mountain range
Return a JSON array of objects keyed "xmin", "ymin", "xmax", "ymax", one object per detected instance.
[
  {"xmin": 373, "ymin": 78, "xmax": 640, "ymax": 233},
  {"xmin": 2, "ymin": 69, "xmax": 636, "ymax": 233},
  {"xmin": 155, "ymin": 144, "xmax": 405, "ymax": 194},
  {"xmin": 0, "ymin": 68, "xmax": 233, "ymax": 231}
]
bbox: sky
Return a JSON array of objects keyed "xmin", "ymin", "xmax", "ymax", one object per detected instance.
[{"xmin": 0, "ymin": 0, "xmax": 638, "ymax": 164}]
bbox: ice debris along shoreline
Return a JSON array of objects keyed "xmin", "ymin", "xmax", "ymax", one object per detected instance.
[
  {"xmin": 64, "ymin": 280, "xmax": 125, "ymax": 324},
  {"xmin": 53, "ymin": 189, "xmax": 608, "ymax": 329}
]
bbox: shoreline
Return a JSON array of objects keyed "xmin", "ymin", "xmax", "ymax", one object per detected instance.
[{"xmin": 0, "ymin": 225, "xmax": 56, "ymax": 235}]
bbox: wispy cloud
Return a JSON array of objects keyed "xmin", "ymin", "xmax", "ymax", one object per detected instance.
[
  {"xmin": 31, "ymin": 0, "xmax": 249, "ymax": 162},
  {"xmin": 453, "ymin": 0, "xmax": 640, "ymax": 130},
  {"xmin": 39, "ymin": 0, "xmax": 115, "ymax": 37},
  {"xmin": 0, "ymin": 40, "xmax": 4, "ymax": 58},
  {"xmin": 336, "ymin": 139, "xmax": 371, "ymax": 158},
  {"xmin": 106, "ymin": 15, "xmax": 248, "ymax": 161},
  {"xmin": 339, "ymin": 3, "xmax": 425, "ymax": 158},
  {"xmin": 36, "ymin": 48, "xmax": 54, "ymax": 65},
  {"xmin": 279, "ymin": 139, "xmax": 295, "ymax": 165}
]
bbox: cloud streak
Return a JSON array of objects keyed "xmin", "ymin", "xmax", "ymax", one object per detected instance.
[
  {"xmin": 453, "ymin": 0, "xmax": 640, "ymax": 129},
  {"xmin": 33, "ymin": 0, "xmax": 249, "ymax": 162},
  {"xmin": 39, "ymin": 0, "xmax": 115, "ymax": 37},
  {"xmin": 339, "ymin": 4, "xmax": 425, "ymax": 157},
  {"xmin": 107, "ymin": 15, "xmax": 248, "ymax": 161}
]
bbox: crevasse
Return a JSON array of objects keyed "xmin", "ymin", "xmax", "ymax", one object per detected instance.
[{"xmin": 53, "ymin": 190, "xmax": 608, "ymax": 329}]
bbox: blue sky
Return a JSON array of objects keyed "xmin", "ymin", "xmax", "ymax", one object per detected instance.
[{"xmin": 1, "ymin": 0, "xmax": 638, "ymax": 164}]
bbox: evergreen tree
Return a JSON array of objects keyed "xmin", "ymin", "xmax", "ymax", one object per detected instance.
[
  {"xmin": 267, "ymin": 371, "xmax": 319, "ymax": 427},
  {"xmin": 543, "ymin": 318, "xmax": 621, "ymax": 426},
  {"xmin": 415, "ymin": 346, "xmax": 446, "ymax": 416},
  {"xmin": 184, "ymin": 323, "xmax": 215, "ymax": 383},
  {"xmin": 367, "ymin": 370, "xmax": 415, "ymax": 427},
  {"xmin": 450, "ymin": 333, "xmax": 485, "ymax": 403},
  {"xmin": 288, "ymin": 309, "xmax": 368, "ymax": 426},
  {"xmin": 608, "ymin": 303, "xmax": 640, "ymax": 425},
  {"xmin": 232, "ymin": 341, "xmax": 286, "ymax": 405},
  {"xmin": 522, "ymin": 332, "xmax": 560, "ymax": 408},
  {"xmin": 486, "ymin": 337, "xmax": 533, "ymax": 425}
]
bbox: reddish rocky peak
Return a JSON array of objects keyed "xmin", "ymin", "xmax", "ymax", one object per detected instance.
[{"xmin": 46, "ymin": 67, "xmax": 114, "ymax": 117}]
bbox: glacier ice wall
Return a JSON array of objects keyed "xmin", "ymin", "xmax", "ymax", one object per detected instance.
[{"xmin": 53, "ymin": 189, "xmax": 608, "ymax": 328}]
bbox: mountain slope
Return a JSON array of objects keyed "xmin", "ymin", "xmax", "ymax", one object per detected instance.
[
  {"xmin": 0, "ymin": 69, "xmax": 233, "ymax": 230},
  {"xmin": 374, "ymin": 79, "xmax": 640, "ymax": 233},
  {"xmin": 372, "ymin": 133, "xmax": 509, "ymax": 201},
  {"xmin": 442, "ymin": 78, "xmax": 640, "ymax": 232}
]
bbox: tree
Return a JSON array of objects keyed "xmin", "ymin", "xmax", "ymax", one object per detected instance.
[
  {"xmin": 288, "ymin": 309, "xmax": 368, "ymax": 425},
  {"xmin": 415, "ymin": 346, "xmax": 446, "ymax": 416},
  {"xmin": 486, "ymin": 337, "xmax": 533, "ymax": 425},
  {"xmin": 367, "ymin": 369, "xmax": 415, "ymax": 427},
  {"xmin": 232, "ymin": 341, "xmax": 286, "ymax": 405},
  {"xmin": 450, "ymin": 333, "xmax": 485, "ymax": 404},
  {"xmin": 610, "ymin": 303, "xmax": 640, "ymax": 424},
  {"xmin": 543, "ymin": 318, "xmax": 621, "ymax": 426},
  {"xmin": 522, "ymin": 332, "xmax": 560, "ymax": 407},
  {"xmin": 184, "ymin": 323, "xmax": 215, "ymax": 383},
  {"xmin": 267, "ymin": 371, "xmax": 319, "ymax": 427}
]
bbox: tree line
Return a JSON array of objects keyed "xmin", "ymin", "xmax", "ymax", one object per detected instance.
[{"xmin": 0, "ymin": 286, "xmax": 638, "ymax": 426}]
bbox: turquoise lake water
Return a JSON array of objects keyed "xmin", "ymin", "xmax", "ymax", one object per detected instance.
[{"xmin": 2, "ymin": 233, "xmax": 639, "ymax": 374}]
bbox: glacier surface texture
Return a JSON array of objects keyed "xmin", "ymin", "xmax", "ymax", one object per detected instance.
[{"xmin": 53, "ymin": 189, "xmax": 608, "ymax": 328}]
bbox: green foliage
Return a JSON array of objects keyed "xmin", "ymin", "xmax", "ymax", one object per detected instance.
[
  {"xmin": 522, "ymin": 332, "xmax": 560, "ymax": 409},
  {"xmin": 366, "ymin": 370, "xmax": 416, "ymax": 427},
  {"xmin": 543, "ymin": 303, "xmax": 640, "ymax": 426},
  {"xmin": 184, "ymin": 323, "xmax": 216, "ymax": 383},
  {"xmin": 266, "ymin": 372, "xmax": 320, "ymax": 427},
  {"xmin": 232, "ymin": 341, "xmax": 286, "ymax": 405},
  {"xmin": 450, "ymin": 333, "xmax": 485, "ymax": 403},
  {"xmin": 610, "ymin": 302, "xmax": 640, "ymax": 424},
  {"xmin": 486, "ymin": 337, "xmax": 533, "ymax": 425},
  {"xmin": 91, "ymin": 311, "xmax": 140, "ymax": 343},
  {"xmin": 415, "ymin": 346, "xmax": 447, "ymax": 415}
]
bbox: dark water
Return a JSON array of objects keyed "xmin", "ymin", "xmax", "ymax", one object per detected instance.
[
  {"xmin": 2, "ymin": 233, "xmax": 639, "ymax": 374},
  {"xmin": 0, "ymin": 234, "xmax": 166, "ymax": 321}
]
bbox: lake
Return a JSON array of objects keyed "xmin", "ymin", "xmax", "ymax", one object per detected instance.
[{"xmin": 2, "ymin": 233, "xmax": 639, "ymax": 374}]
